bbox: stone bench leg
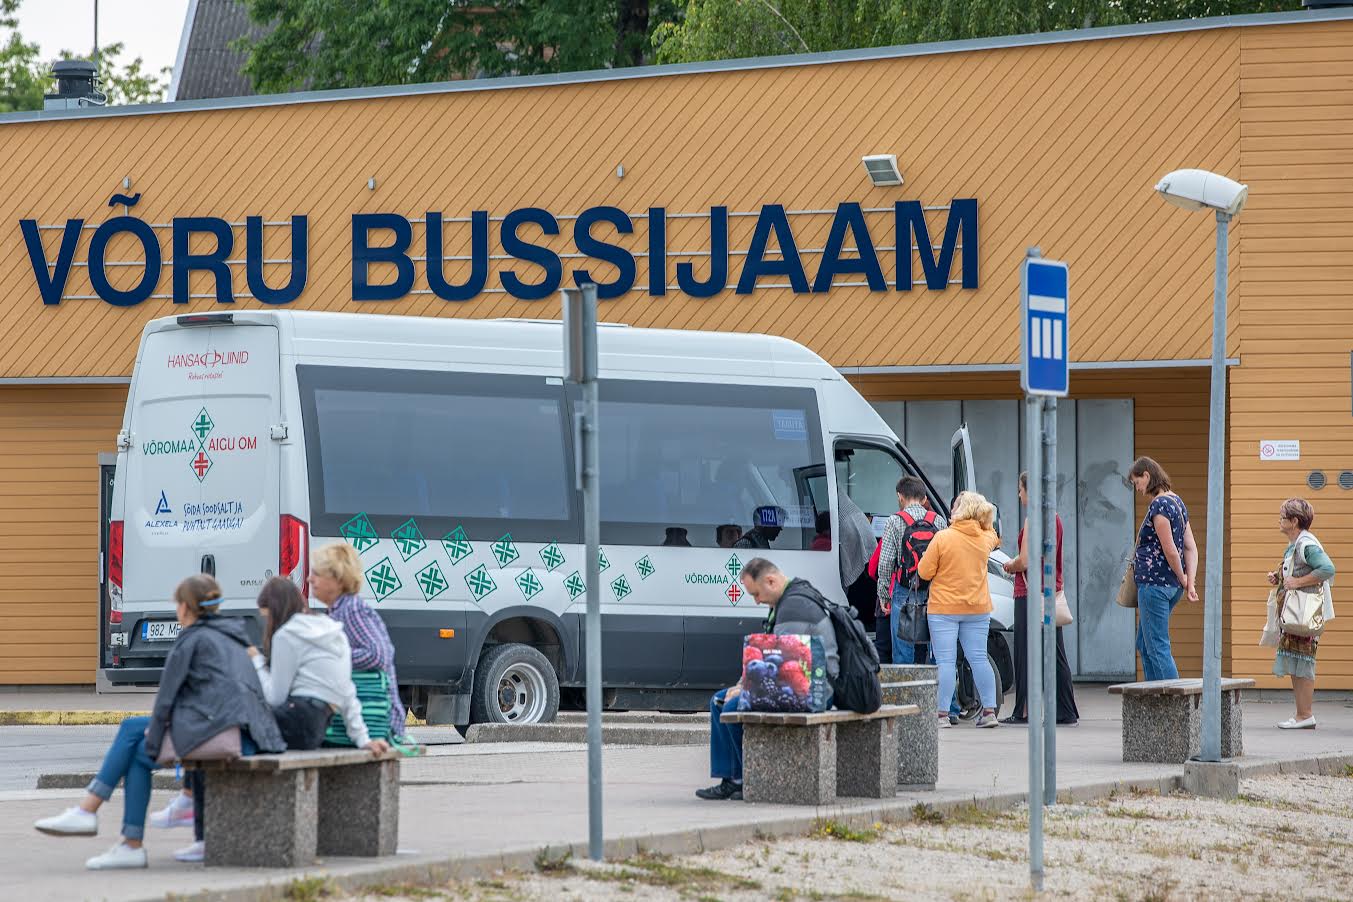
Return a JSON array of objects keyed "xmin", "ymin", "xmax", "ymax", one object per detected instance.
[
  {"xmin": 884, "ymin": 682, "xmax": 939, "ymax": 791},
  {"xmin": 204, "ymin": 769, "xmax": 318, "ymax": 867},
  {"xmin": 1121, "ymin": 695, "xmax": 1200, "ymax": 764},
  {"xmin": 836, "ymin": 718, "xmax": 898, "ymax": 799},
  {"xmin": 318, "ymin": 760, "xmax": 399, "ymax": 856},
  {"xmin": 742, "ymin": 723, "xmax": 836, "ymax": 805},
  {"xmin": 1221, "ymin": 690, "xmax": 1243, "ymax": 758}
]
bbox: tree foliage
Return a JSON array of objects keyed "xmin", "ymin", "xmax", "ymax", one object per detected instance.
[
  {"xmin": 239, "ymin": 0, "xmax": 685, "ymax": 92},
  {"xmin": 655, "ymin": 0, "xmax": 1303, "ymax": 63},
  {"xmin": 0, "ymin": 0, "xmax": 170, "ymax": 112}
]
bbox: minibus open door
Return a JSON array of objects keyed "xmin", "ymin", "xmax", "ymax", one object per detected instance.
[{"xmin": 950, "ymin": 425, "xmax": 976, "ymax": 505}]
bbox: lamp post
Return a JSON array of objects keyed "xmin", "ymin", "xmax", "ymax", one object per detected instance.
[{"xmin": 1153, "ymin": 169, "xmax": 1247, "ymax": 763}]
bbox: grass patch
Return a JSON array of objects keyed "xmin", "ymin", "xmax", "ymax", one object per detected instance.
[
  {"xmin": 361, "ymin": 884, "xmax": 448, "ymax": 899},
  {"xmin": 912, "ymin": 803, "xmax": 944, "ymax": 825},
  {"xmin": 944, "ymin": 804, "xmax": 1018, "ymax": 828},
  {"xmin": 283, "ymin": 876, "xmax": 334, "ymax": 902},
  {"xmin": 1104, "ymin": 806, "xmax": 1167, "ymax": 821},
  {"xmin": 813, "ymin": 819, "xmax": 880, "ymax": 842},
  {"xmin": 586, "ymin": 853, "xmax": 760, "ymax": 894},
  {"xmin": 534, "ymin": 847, "xmax": 575, "ymax": 875}
]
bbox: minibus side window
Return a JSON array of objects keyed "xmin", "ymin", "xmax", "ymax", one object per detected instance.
[
  {"xmin": 584, "ymin": 381, "xmax": 825, "ymax": 549},
  {"xmin": 834, "ymin": 442, "xmax": 921, "ymax": 529}
]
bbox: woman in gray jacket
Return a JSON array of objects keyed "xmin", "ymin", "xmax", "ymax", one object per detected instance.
[{"xmin": 33, "ymin": 574, "xmax": 283, "ymax": 870}]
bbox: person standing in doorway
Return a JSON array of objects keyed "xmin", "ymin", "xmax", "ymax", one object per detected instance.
[
  {"xmin": 1129, "ymin": 457, "xmax": 1199, "ymax": 681},
  {"xmin": 1002, "ymin": 472, "xmax": 1079, "ymax": 726},
  {"xmin": 876, "ymin": 477, "xmax": 945, "ymax": 665}
]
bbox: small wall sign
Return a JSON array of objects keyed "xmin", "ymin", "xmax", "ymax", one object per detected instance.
[{"xmin": 1259, "ymin": 440, "xmax": 1300, "ymax": 461}]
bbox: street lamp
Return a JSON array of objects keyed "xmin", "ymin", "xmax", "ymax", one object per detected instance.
[{"xmin": 1154, "ymin": 168, "xmax": 1247, "ymax": 763}]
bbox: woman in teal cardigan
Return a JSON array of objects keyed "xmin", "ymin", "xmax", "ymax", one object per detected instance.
[{"xmin": 1267, "ymin": 497, "xmax": 1336, "ymax": 730}]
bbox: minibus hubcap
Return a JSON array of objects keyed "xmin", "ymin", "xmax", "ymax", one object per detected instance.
[{"xmin": 497, "ymin": 662, "xmax": 547, "ymax": 722}]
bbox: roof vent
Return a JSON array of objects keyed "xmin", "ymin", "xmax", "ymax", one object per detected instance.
[
  {"xmin": 44, "ymin": 59, "xmax": 106, "ymax": 111},
  {"xmin": 1339, "ymin": 471, "xmax": 1353, "ymax": 490}
]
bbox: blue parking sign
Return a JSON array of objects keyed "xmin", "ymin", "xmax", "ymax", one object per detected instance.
[{"xmin": 1021, "ymin": 258, "xmax": 1069, "ymax": 397}]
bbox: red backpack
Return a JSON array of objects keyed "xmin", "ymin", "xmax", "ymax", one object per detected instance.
[{"xmin": 891, "ymin": 509, "xmax": 939, "ymax": 597}]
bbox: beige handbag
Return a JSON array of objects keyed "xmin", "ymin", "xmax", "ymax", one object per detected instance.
[
  {"xmin": 1259, "ymin": 588, "xmax": 1282, "ymax": 647},
  {"xmin": 1116, "ymin": 560, "xmax": 1138, "ymax": 608},
  {"xmin": 1055, "ymin": 591, "xmax": 1074, "ymax": 627},
  {"xmin": 156, "ymin": 726, "xmax": 243, "ymax": 766},
  {"xmin": 1280, "ymin": 587, "xmax": 1326, "ymax": 638}
]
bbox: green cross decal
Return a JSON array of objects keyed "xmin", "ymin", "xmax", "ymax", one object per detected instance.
[
  {"xmin": 465, "ymin": 564, "xmax": 497, "ymax": 602},
  {"xmin": 635, "ymin": 556, "xmax": 655, "ymax": 580},
  {"xmin": 441, "ymin": 526, "xmax": 472, "ymax": 565},
  {"xmin": 725, "ymin": 554, "xmax": 742, "ymax": 580},
  {"xmin": 610, "ymin": 574, "xmax": 632, "ymax": 601},
  {"xmin": 539, "ymin": 542, "xmax": 565, "ymax": 572},
  {"xmin": 598, "ymin": 548, "xmax": 610, "ymax": 572},
  {"xmin": 191, "ymin": 407, "xmax": 214, "ymax": 442},
  {"xmin": 491, "ymin": 534, "xmax": 520, "ymax": 568},
  {"xmin": 415, "ymin": 561, "xmax": 448, "ymax": 602},
  {"xmin": 515, "ymin": 569, "xmax": 543, "ymax": 600},
  {"xmin": 341, "ymin": 513, "xmax": 379, "ymax": 553},
  {"xmin": 365, "ymin": 557, "xmax": 402, "ymax": 602},
  {"xmin": 563, "ymin": 571, "xmax": 585, "ymax": 600},
  {"xmin": 391, "ymin": 518, "xmax": 426, "ymax": 562}
]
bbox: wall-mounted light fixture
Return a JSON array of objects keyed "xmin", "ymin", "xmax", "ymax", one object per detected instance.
[
  {"xmin": 367, "ymin": 177, "xmax": 377, "ymax": 190},
  {"xmin": 862, "ymin": 154, "xmax": 903, "ymax": 187}
]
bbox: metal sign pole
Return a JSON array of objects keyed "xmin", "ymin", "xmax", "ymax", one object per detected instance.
[
  {"xmin": 1025, "ymin": 393, "xmax": 1045, "ymax": 893},
  {"xmin": 563, "ymin": 283, "xmax": 603, "ymax": 860},
  {"xmin": 1041, "ymin": 399, "xmax": 1058, "ymax": 806}
]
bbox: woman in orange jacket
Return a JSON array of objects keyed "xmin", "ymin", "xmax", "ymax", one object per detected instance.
[{"xmin": 917, "ymin": 491, "xmax": 1003, "ymax": 729}]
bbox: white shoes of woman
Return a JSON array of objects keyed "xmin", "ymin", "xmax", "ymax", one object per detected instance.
[
  {"xmin": 174, "ymin": 840, "xmax": 206, "ymax": 863},
  {"xmin": 34, "ymin": 806, "xmax": 97, "ymax": 836},
  {"xmin": 1278, "ymin": 716, "xmax": 1317, "ymax": 729},
  {"xmin": 85, "ymin": 842, "xmax": 148, "ymax": 870},
  {"xmin": 150, "ymin": 795, "xmax": 195, "ymax": 829}
]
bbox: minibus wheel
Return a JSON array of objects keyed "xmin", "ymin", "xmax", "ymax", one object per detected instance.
[{"xmin": 470, "ymin": 643, "xmax": 561, "ymax": 725}]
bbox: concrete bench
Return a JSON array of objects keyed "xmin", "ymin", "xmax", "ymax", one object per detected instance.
[
  {"xmin": 720, "ymin": 704, "xmax": 920, "ymax": 805},
  {"xmin": 1108, "ymin": 678, "xmax": 1256, "ymax": 763},
  {"xmin": 188, "ymin": 747, "xmax": 416, "ymax": 867},
  {"xmin": 882, "ymin": 680, "xmax": 939, "ymax": 790}
]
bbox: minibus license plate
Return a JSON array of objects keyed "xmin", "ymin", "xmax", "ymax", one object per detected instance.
[{"xmin": 142, "ymin": 621, "xmax": 181, "ymax": 642}]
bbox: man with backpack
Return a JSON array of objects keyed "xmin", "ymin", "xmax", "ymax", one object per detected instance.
[
  {"xmin": 696, "ymin": 558, "xmax": 880, "ymax": 801},
  {"xmin": 876, "ymin": 477, "xmax": 946, "ymax": 665}
]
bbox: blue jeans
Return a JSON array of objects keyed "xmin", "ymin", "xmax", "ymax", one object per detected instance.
[
  {"xmin": 928, "ymin": 614, "xmax": 997, "ymax": 712},
  {"xmin": 1137, "ymin": 583, "xmax": 1183, "ymax": 681},
  {"xmin": 893, "ymin": 604, "xmax": 961, "ymax": 715},
  {"xmin": 709, "ymin": 688, "xmax": 743, "ymax": 781},
  {"xmin": 87, "ymin": 716, "xmax": 158, "ymax": 841}
]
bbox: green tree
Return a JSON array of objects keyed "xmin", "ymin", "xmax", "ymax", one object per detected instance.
[
  {"xmin": 654, "ymin": 0, "xmax": 1303, "ymax": 64},
  {"xmin": 0, "ymin": 0, "xmax": 170, "ymax": 112},
  {"xmin": 239, "ymin": 0, "xmax": 685, "ymax": 93}
]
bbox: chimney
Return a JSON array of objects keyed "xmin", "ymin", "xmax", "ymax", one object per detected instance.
[{"xmin": 44, "ymin": 60, "xmax": 106, "ymax": 111}]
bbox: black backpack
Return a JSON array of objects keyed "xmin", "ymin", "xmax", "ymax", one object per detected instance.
[{"xmin": 797, "ymin": 582, "xmax": 882, "ymax": 714}]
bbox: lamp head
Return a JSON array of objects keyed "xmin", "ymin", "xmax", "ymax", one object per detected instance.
[{"xmin": 1155, "ymin": 168, "xmax": 1248, "ymax": 217}]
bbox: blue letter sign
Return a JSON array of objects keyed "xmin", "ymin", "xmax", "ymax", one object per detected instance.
[{"xmin": 1021, "ymin": 257, "xmax": 1068, "ymax": 397}]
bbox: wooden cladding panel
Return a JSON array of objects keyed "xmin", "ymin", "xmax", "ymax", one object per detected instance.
[
  {"xmin": 0, "ymin": 387, "xmax": 125, "ymax": 684},
  {"xmin": 1230, "ymin": 22, "xmax": 1353, "ymax": 688}
]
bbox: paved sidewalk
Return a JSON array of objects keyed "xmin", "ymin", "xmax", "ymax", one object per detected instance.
[{"xmin": 1, "ymin": 692, "xmax": 1350, "ymax": 902}]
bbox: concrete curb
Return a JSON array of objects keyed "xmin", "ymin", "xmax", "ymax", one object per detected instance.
[
  {"xmin": 466, "ymin": 723, "xmax": 709, "ymax": 745},
  {"xmin": 115, "ymin": 749, "xmax": 1353, "ymax": 902},
  {"xmin": 0, "ymin": 711, "xmax": 147, "ymax": 725}
]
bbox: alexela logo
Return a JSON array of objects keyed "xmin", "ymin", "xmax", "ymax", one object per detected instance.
[{"xmin": 19, "ymin": 195, "xmax": 979, "ymax": 307}]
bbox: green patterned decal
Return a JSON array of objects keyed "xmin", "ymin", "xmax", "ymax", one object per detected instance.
[
  {"xmin": 539, "ymin": 542, "xmax": 566, "ymax": 572},
  {"xmin": 391, "ymin": 518, "xmax": 427, "ymax": 562},
  {"xmin": 515, "ymin": 569, "xmax": 544, "ymax": 600},
  {"xmin": 611, "ymin": 574, "xmax": 632, "ymax": 601},
  {"xmin": 341, "ymin": 513, "xmax": 379, "ymax": 553},
  {"xmin": 465, "ymin": 564, "xmax": 497, "ymax": 602},
  {"xmin": 564, "ymin": 571, "xmax": 585, "ymax": 600},
  {"xmin": 636, "ymin": 555, "xmax": 655, "ymax": 580},
  {"xmin": 365, "ymin": 557, "xmax": 402, "ymax": 602},
  {"xmin": 725, "ymin": 554, "xmax": 742, "ymax": 580},
  {"xmin": 415, "ymin": 561, "xmax": 448, "ymax": 601},
  {"xmin": 598, "ymin": 548, "xmax": 610, "ymax": 572},
  {"xmin": 441, "ymin": 526, "xmax": 472, "ymax": 565},
  {"xmin": 491, "ymin": 534, "xmax": 520, "ymax": 568}
]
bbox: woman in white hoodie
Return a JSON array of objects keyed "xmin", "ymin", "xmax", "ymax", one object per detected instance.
[{"xmin": 251, "ymin": 577, "xmax": 390, "ymax": 753}]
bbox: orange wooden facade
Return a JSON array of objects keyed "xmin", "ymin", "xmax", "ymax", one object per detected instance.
[{"xmin": 0, "ymin": 14, "xmax": 1348, "ymax": 684}]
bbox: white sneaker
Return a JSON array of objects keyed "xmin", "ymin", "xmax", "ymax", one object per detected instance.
[
  {"xmin": 1278, "ymin": 716, "xmax": 1317, "ymax": 730},
  {"xmin": 150, "ymin": 795, "xmax": 195, "ymax": 829},
  {"xmin": 35, "ymin": 806, "xmax": 97, "ymax": 836},
  {"xmin": 86, "ymin": 842, "xmax": 148, "ymax": 870},
  {"xmin": 173, "ymin": 840, "xmax": 205, "ymax": 863}
]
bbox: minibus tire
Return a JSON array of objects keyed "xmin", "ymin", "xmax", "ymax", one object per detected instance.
[{"xmin": 469, "ymin": 643, "xmax": 561, "ymax": 725}]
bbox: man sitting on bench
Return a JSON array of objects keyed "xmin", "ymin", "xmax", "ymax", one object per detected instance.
[{"xmin": 696, "ymin": 558, "xmax": 838, "ymax": 801}]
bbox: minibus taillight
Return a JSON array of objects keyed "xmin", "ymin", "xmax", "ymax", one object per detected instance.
[
  {"xmin": 107, "ymin": 520, "xmax": 124, "ymax": 624},
  {"xmin": 280, "ymin": 515, "xmax": 309, "ymax": 599}
]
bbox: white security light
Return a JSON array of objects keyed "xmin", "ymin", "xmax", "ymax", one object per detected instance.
[
  {"xmin": 1154, "ymin": 168, "xmax": 1248, "ymax": 217},
  {"xmin": 862, "ymin": 154, "xmax": 903, "ymax": 187}
]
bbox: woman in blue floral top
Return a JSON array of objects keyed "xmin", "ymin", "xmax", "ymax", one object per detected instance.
[{"xmin": 1129, "ymin": 457, "xmax": 1199, "ymax": 680}]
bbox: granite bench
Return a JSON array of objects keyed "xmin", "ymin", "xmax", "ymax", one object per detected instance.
[
  {"xmin": 881, "ymin": 680, "xmax": 940, "ymax": 790},
  {"xmin": 720, "ymin": 704, "xmax": 920, "ymax": 805},
  {"xmin": 188, "ymin": 746, "xmax": 416, "ymax": 867},
  {"xmin": 1108, "ymin": 678, "xmax": 1256, "ymax": 763}
]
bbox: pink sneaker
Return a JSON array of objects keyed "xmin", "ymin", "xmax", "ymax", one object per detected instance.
[{"xmin": 150, "ymin": 795, "xmax": 194, "ymax": 829}]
